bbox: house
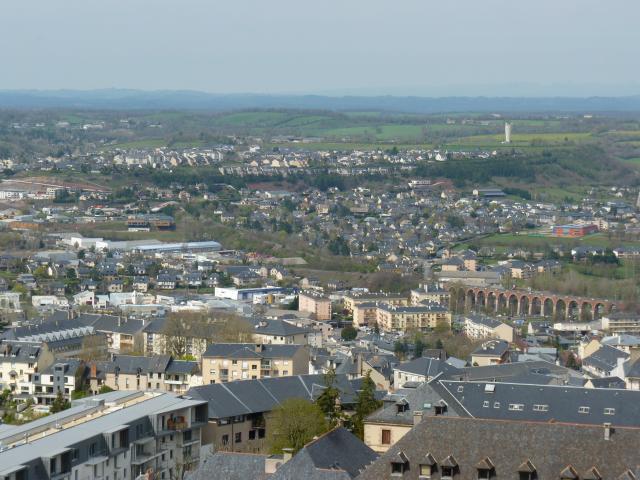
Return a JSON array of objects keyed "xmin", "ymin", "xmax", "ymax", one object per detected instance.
[
  {"xmin": 132, "ymin": 275, "xmax": 149, "ymax": 292},
  {"xmin": 365, "ymin": 381, "xmax": 457, "ymax": 453},
  {"xmin": 463, "ymin": 314, "xmax": 515, "ymax": 343},
  {"xmin": 393, "ymin": 357, "xmax": 457, "ymax": 387},
  {"xmin": 201, "ymin": 343, "xmax": 309, "ymax": 384},
  {"xmin": 253, "ymin": 319, "xmax": 311, "ymax": 345},
  {"xmin": 470, "ymin": 340, "xmax": 510, "ymax": 366},
  {"xmin": 268, "ymin": 427, "xmax": 378, "ymax": 479},
  {"xmin": 582, "ymin": 343, "xmax": 629, "ymax": 378},
  {"xmin": 156, "ymin": 273, "xmax": 178, "ymax": 290},
  {"xmin": 353, "ymin": 302, "xmax": 378, "ymax": 327}
]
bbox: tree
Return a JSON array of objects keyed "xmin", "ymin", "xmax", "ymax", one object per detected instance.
[
  {"xmin": 341, "ymin": 325, "xmax": 358, "ymax": 342},
  {"xmin": 79, "ymin": 334, "xmax": 107, "ymax": 362},
  {"xmin": 98, "ymin": 385, "xmax": 114, "ymax": 394},
  {"xmin": 50, "ymin": 390, "xmax": 70, "ymax": 413},
  {"xmin": 435, "ymin": 339, "xmax": 444, "ymax": 350},
  {"xmin": 267, "ymin": 398, "xmax": 328, "ymax": 454},
  {"xmin": 351, "ymin": 371, "xmax": 383, "ymax": 439},
  {"xmin": 394, "ymin": 340, "xmax": 409, "ymax": 360},
  {"xmin": 287, "ymin": 296, "xmax": 299, "ymax": 310},
  {"xmin": 316, "ymin": 368, "xmax": 342, "ymax": 426},
  {"xmin": 414, "ymin": 337, "xmax": 425, "ymax": 358}
]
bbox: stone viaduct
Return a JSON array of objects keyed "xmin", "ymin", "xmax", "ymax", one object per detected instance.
[{"xmin": 450, "ymin": 286, "xmax": 620, "ymax": 320}]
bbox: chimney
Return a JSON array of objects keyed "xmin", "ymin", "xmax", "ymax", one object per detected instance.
[
  {"xmin": 90, "ymin": 362, "xmax": 97, "ymax": 379},
  {"xmin": 255, "ymin": 344, "xmax": 264, "ymax": 353},
  {"xmin": 282, "ymin": 448, "xmax": 294, "ymax": 463},
  {"xmin": 604, "ymin": 423, "xmax": 612, "ymax": 441},
  {"xmin": 413, "ymin": 410, "xmax": 423, "ymax": 426}
]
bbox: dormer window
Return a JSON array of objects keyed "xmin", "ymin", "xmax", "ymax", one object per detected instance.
[
  {"xmin": 441, "ymin": 455, "xmax": 458, "ymax": 480},
  {"xmin": 560, "ymin": 465, "xmax": 579, "ymax": 480},
  {"xmin": 582, "ymin": 466, "xmax": 602, "ymax": 480},
  {"xmin": 391, "ymin": 451, "xmax": 410, "ymax": 476},
  {"xmin": 419, "ymin": 453, "xmax": 437, "ymax": 479},
  {"xmin": 518, "ymin": 460, "xmax": 537, "ymax": 480},
  {"xmin": 476, "ymin": 458, "xmax": 495, "ymax": 479}
]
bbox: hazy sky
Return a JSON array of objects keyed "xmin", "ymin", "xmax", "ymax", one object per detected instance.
[{"xmin": 1, "ymin": 0, "xmax": 639, "ymax": 96}]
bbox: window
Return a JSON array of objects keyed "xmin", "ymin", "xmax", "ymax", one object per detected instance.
[
  {"xmin": 235, "ymin": 432, "xmax": 242, "ymax": 443},
  {"xmin": 232, "ymin": 360, "xmax": 238, "ymax": 365},
  {"xmin": 477, "ymin": 469, "xmax": 492, "ymax": 479},
  {"xmin": 533, "ymin": 404, "xmax": 549, "ymax": 412},
  {"xmin": 249, "ymin": 430, "xmax": 256, "ymax": 440},
  {"xmin": 420, "ymin": 464, "xmax": 432, "ymax": 478},
  {"xmin": 493, "ymin": 402, "xmax": 500, "ymax": 409},
  {"xmin": 604, "ymin": 408, "xmax": 615, "ymax": 415},
  {"xmin": 578, "ymin": 406, "xmax": 590, "ymax": 414},
  {"xmin": 482, "ymin": 401, "xmax": 489, "ymax": 408},
  {"xmin": 457, "ymin": 386, "xmax": 464, "ymax": 393},
  {"xmin": 252, "ymin": 364, "xmax": 257, "ymax": 370},
  {"xmin": 508, "ymin": 404, "xmax": 524, "ymax": 411},
  {"xmin": 391, "ymin": 462, "xmax": 406, "ymax": 475},
  {"xmin": 221, "ymin": 434, "xmax": 229, "ymax": 445},
  {"xmin": 382, "ymin": 429, "xmax": 391, "ymax": 445},
  {"xmin": 442, "ymin": 466, "xmax": 454, "ymax": 479}
]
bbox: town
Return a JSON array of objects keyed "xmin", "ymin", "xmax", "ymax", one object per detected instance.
[
  {"xmin": 0, "ymin": 107, "xmax": 639, "ymax": 479},
  {"xmin": 2, "ymin": 0, "xmax": 640, "ymax": 477}
]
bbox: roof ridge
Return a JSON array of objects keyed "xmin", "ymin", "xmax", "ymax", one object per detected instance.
[{"xmin": 220, "ymin": 383, "xmax": 252, "ymax": 414}]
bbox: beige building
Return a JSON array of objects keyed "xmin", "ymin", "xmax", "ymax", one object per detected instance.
[
  {"xmin": 353, "ymin": 302, "xmax": 378, "ymax": 327},
  {"xmin": 201, "ymin": 343, "xmax": 309, "ymax": 384},
  {"xmin": 298, "ymin": 291, "xmax": 332, "ymax": 321},
  {"xmin": 376, "ymin": 304, "xmax": 451, "ymax": 333},
  {"xmin": 410, "ymin": 286, "xmax": 450, "ymax": 306},
  {"xmin": 96, "ymin": 354, "xmax": 202, "ymax": 395},
  {"xmin": 463, "ymin": 314, "xmax": 515, "ymax": 342},
  {"xmin": 343, "ymin": 292, "xmax": 408, "ymax": 313},
  {"xmin": 470, "ymin": 340, "xmax": 510, "ymax": 366}
]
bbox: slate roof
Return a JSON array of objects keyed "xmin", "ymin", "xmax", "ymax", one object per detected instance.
[
  {"xmin": 366, "ymin": 381, "xmax": 459, "ymax": 426},
  {"xmin": 187, "ymin": 451, "xmax": 271, "ymax": 480},
  {"xmin": 465, "ymin": 313, "xmax": 502, "ymax": 329},
  {"xmin": 254, "ymin": 319, "xmax": 311, "ymax": 337},
  {"xmin": 187, "ymin": 374, "xmax": 365, "ymax": 419},
  {"xmin": 271, "ymin": 427, "xmax": 378, "ymax": 480},
  {"xmin": 445, "ymin": 360, "xmax": 582, "ymax": 384},
  {"xmin": 394, "ymin": 357, "xmax": 458, "ymax": 379},
  {"xmin": 471, "ymin": 340, "xmax": 509, "ymax": 357},
  {"xmin": 583, "ymin": 344, "xmax": 629, "ymax": 373},
  {"xmin": 433, "ymin": 380, "xmax": 640, "ymax": 427},
  {"xmin": 202, "ymin": 343, "xmax": 304, "ymax": 359},
  {"xmin": 357, "ymin": 416, "xmax": 640, "ymax": 480}
]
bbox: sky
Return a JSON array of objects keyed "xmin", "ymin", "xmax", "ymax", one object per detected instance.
[{"xmin": 1, "ymin": 0, "xmax": 639, "ymax": 96}]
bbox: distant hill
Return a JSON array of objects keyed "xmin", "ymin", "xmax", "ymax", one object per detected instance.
[{"xmin": 1, "ymin": 89, "xmax": 640, "ymax": 113}]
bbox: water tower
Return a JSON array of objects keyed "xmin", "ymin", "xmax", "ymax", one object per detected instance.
[{"xmin": 504, "ymin": 122, "xmax": 512, "ymax": 143}]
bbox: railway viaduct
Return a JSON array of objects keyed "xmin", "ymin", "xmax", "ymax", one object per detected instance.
[{"xmin": 450, "ymin": 286, "xmax": 620, "ymax": 320}]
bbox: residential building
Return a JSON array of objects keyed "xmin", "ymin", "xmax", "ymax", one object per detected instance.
[
  {"xmin": 463, "ymin": 313, "xmax": 515, "ymax": 342},
  {"xmin": 252, "ymin": 319, "xmax": 310, "ymax": 345},
  {"xmin": 0, "ymin": 390, "xmax": 208, "ymax": 480},
  {"xmin": 298, "ymin": 291, "xmax": 332, "ymax": 321},
  {"xmin": 470, "ymin": 340, "xmax": 510, "ymax": 366},
  {"xmin": 187, "ymin": 374, "xmax": 366, "ymax": 453},
  {"xmin": 602, "ymin": 312, "xmax": 640, "ymax": 335},
  {"xmin": 353, "ymin": 302, "xmax": 378, "ymax": 327},
  {"xmin": 343, "ymin": 292, "xmax": 408, "ymax": 313},
  {"xmin": 98, "ymin": 354, "xmax": 201, "ymax": 394},
  {"xmin": 358, "ymin": 415, "xmax": 640, "ymax": 480},
  {"xmin": 376, "ymin": 304, "xmax": 451, "ymax": 334},
  {"xmin": 201, "ymin": 343, "xmax": 309, "ymax": 384}
]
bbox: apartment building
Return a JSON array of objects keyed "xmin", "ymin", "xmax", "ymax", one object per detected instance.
[
  {"xmin": 342, "ymin": 292, "xmax": 408, "ymax": 313},
  {"xmin": 463, "ymin": 313, "xmax": 515, "ymax": 342},
  {"xmin": 0, "ymin": 390, "xmax": 208, "ymax": 480},
  {"xmin": 96, "ymin": 354, "xmax": 201, "ymax": 395},
  {"xmin": 353, "ymin": 302, "xmax": 378, "ymax": 327},
  {"xmin": 201, "ymin": 343, "xmax": 309, "ymax": 384},
  {"xmin": 298, "ymin": 291, "xmax": 332, "ymax": 321},
  {"xmin": 602, "ymin": 312, "xmax": 640, "ymax": 335},
  {"xmin": 376, "ymin": 303, "xmax": 451, "ymax": 333},
  {"xmin": 410, "ymin": 285, "xmax": 450, "ymax": 306}
]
